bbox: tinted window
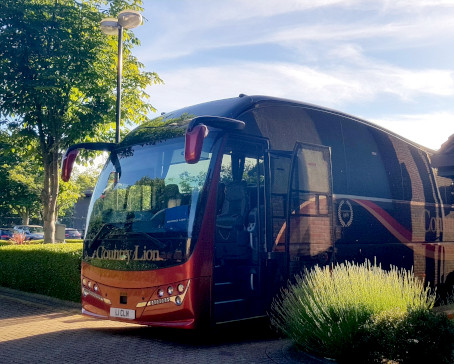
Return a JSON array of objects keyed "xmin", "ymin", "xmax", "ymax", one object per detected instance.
[
  {"xmin": 410, "ymin": 148, "xmax": 437, "ymax": 204},
  {"xmin": 341, "ymin": 119, "xmax": 391, "ymax": 198},
  {"xmin": 244, "ymin": 106, "xmax": 347, "ymax": 194},
  {"xmin": 306, "ymin": 110, "xmax": 347, "ymax": 194},
  {"xmin": 369, "ymin": 130, "xmax": 404, "ymax": 200},
  {"xmin": 83, "ymin": 135, "xmax": 218, "ymax": 271}
]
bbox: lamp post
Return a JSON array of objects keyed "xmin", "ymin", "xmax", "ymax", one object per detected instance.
[{"xmin": 100, "ymin": 10, "xmax": 142, "ymax": 144}]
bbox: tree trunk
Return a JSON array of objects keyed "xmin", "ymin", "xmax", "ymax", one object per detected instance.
[
  {"xmin": 21, "ymin": 207, "xmax": 30, "ymax": 225},
  {"xmin": 42, "ymin": 148, "xmax": 59, "ymax": 243}
]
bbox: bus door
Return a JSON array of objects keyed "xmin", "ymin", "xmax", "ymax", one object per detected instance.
[
  {"xmin": 285, "ymin": 142, "xmax": 334, "ymax": 277},
  {"xmin": 267, "ymin": 150, "xmax": 292, "ymax": 297},
  {"xmin": 213, "ymin": 136, "xmax": 267, "ymax": 323}
]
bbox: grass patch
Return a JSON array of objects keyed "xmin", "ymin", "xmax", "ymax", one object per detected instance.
[
  {"xmin": 270, "ymin": 260, "xmax": 443, "ymax": 363},
  {"xmin": 0, "ymin": 243, "xmax": 82, "ymax": 302}
]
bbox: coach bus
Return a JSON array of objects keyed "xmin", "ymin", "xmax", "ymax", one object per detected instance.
[{"xmin": 61, "ymin": 94, "xmax": 454, "ymax": 329}]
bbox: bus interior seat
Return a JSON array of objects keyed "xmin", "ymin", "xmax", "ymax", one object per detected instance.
[{"xmin": 220, "ymin": 181, "xmax": 248, "ymax": 218}]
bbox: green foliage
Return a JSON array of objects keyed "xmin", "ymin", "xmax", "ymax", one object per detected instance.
[
  {"xmin": 0, "ymin": 132, "xmax": 43, "ymax": 223},
  {"xmin": 57, "ymin": 175, "xmax": 81, "ymax": 217},
  {"xmin": 65, "ymin": 239, "xmax": 83, "ymax": 244},
  {"xmin": 120, "ymin": 114, "xmax": 189, "ymax": 147},
  {"xmin": 270, "ymin": 260, "xmax": 436, "ymax": 362},
  {"xmin": 0, "ymin": 0, "xmax": 162, "ymax": 144},
  {"xmin": 0, "ymin": 243, "xmax": 82, "ymax": 302},
  {"xmin": 59, "ymin": 166, "xmax": 100, "ymax": 220},
  {"xmin": 354, "ymin": 309, "xmax": 454, "ymax": 364},
  {"xmin": 391, "ymin": 309, "xmax": 454, "ymax": 364},
  {"xmin": 27, "ymin": 239, "xmax": 44, "ymax": 244},
  {"xmin": 26, "ymin": 238, "xmax": 83, "ymax": 244},
  {"xmin": 7, "ymin": 163, "xmax": 42, "ymax": 217},
  {"xmin": 73, "ymin": 165, "xmax": 102, "ymax": 192},
  {"xmin": 0, "ymin": 0, "xmax": 162, "ymax": 242}
]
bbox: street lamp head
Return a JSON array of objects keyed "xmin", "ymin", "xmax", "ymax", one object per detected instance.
[
  {"xmin": 118, "ymin": 9, "xmax": 142, "ymax": 29},
  {"xmin": 100, "ymin": 17, "xmax": 119, "ymax": 36},
  {"xmin": 100, "ymin": 9, "xmax": 142, "ymax": 144}
]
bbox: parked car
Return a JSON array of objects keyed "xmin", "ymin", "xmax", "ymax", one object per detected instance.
[
  {"xmin": 0, "ymin": 228, "xmax": 14, "ymax": 240},
  {"xmin": 65, "ymin": 228, "xmax": 82, "ymax": 239},
  {"xmin": 13, "ymin": 225, "xmax": 44, "ymax": 240}
]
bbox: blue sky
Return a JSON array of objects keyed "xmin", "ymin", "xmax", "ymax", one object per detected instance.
[{"xmin": 131, "ymin": 0, "xmax": 454, "ymax": 150}]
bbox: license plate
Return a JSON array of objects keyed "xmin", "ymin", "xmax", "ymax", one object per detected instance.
[{"xmin": 110, "ymin": 307, "xmax": 136, "ymax": 320}]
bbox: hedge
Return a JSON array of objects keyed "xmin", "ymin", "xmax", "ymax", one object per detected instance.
[{"xmin": 0, "ymin": 243, "xmax": 83, "ymax": 302}]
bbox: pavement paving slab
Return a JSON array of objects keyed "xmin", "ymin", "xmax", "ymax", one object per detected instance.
[{"xmin": 0, "ymin": 286, "xmax": 332, "ymax": 364}]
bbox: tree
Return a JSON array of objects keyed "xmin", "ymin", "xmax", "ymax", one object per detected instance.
[
  {"xmin": 0, "ymin": 129, "xmax": 81, "ymax": 224},
  {"xmin": 0, "ymin": 130, "xmax": 43, "ymax": 224},
  {"xmin": 57, "ymin": 176, "xmax": 80, "ymax": 219},
  {"xmin": 58, "ymin": 164, "xmax": 102, "ymax": 222},
  {"xmin": 72, "ymin": 164, "xmax": 103, "ymax": 193},
  {"xmin": 5, "ymin": 163, "xmax": 43, "ymax": 225},
  {"xmin": 0, "ymin": 0, "xmax": 162, "ymax": 242}
]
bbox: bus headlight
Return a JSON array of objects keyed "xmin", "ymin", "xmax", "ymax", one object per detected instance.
[
  {"xmin": 177, "ymin": 284, "xmax": 185, "ymax": 293},
  {"xmin": 175, "ymin": 296, "xmax": 182, "ymax": 306},
  {"xmin": 167, "ymin": 286, "xmax": 174, "ymax": 295},
  {"xmin": 157, "ymin": 288, "xmax": 164, "ymax": 297}
]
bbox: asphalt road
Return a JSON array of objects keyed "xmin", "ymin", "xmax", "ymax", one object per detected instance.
[{"xmin": 0, "ymin": 287, "xmax": 328, "ymax": 364}]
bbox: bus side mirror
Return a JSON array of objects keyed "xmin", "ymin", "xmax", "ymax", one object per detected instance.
[
  {"xmin": 185, "ymin": 124, "xmax": 208, "ymax": 164},
  {"xmin": 184, "ymin": 116, "xmax": 245, "ymax": 164},
  {"xmin": 61, "ymin": 142, "xmax": 116, "ymax": 182},
  {"xmin": 61, "ymin": 148, "xmax": 79, "ymax": 182}
]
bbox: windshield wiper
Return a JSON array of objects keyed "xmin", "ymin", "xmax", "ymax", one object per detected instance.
[
  {"xmin": 119, "ymin": 231, "xmax": 167, "ymax": 249},
  {"xmin": 87, "ymin": 223, "xmax": 167, "ymax": 251},
  {"xmin": 87, "ymin": 223, "xmax": 121, "ymax": 250}
]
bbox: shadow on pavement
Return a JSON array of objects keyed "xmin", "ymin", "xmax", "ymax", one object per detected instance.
[{"xmin": 89, "ymin": 317, "xmax": 281, "ymax": 346}]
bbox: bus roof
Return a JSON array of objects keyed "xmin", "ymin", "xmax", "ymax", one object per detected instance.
[{"xmin": 138, "ymin": 94, "xmax": 434, "ymax": 153}]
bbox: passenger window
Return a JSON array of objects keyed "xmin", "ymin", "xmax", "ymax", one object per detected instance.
[{"xmin": 341, "ymin": 119, "xmax": 391, "ymax": 198}]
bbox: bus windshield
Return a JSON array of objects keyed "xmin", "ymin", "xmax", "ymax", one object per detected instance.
[{"xmin": 83, "ymin": 134, "xmax": 218, "ymax": 271}]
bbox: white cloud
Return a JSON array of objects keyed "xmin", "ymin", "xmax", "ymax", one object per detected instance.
[
  {"xmin": 147, "ymin": 60, "xmax": 454, "ymax": 112},
  {"xmin": 145, "ymin": 60, "xmax": 454, "ymax": 151},
  {"xmin": 136, "ymin": 0, "xmax": 454, "ymax": 153},
  {"xmin": 271, "ymin": 19, "xmax": 454, "ymax": 48},
  {"xmin": 147, "ymin": 63, "xmax": 365, "ymax": 114},
  {"xmin": 396, "ymin": 70, "xmax": 454, "ymax": 97},
  {"xmin": 372, "ymin": 112, "xmax": 454, "ymax": 150},
  {"xmin": 138, "ymin": 0, "xmax": 454, "ymax": 63}
]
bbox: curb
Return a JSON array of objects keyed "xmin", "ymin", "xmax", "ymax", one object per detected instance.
[
  {"xmin": 283, "ymin": 343, "xmax": 336, "ymax": 364},
  {"xmin": 266, "ymin": 341, "xmax": 336, "ymax": 364}
]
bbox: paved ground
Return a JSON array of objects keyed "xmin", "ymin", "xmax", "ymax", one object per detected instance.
[{"xmin": 0, "ymin": 287, "xmax": 329, "ymax": 364}]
